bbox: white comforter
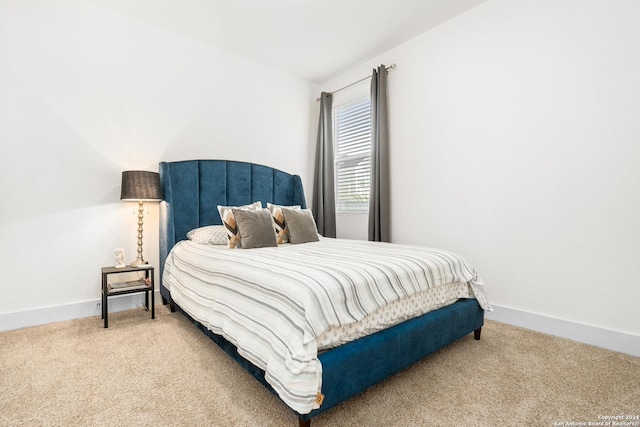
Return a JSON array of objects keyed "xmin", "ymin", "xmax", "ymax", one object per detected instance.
[{"xmin": 163, "ymin": 238, "xmax": 491, "ymax": 414}]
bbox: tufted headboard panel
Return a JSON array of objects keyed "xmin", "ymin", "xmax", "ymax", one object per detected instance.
[{"xmin": 158, "ymin": 160, "xmax": 306, "ymax": 300}]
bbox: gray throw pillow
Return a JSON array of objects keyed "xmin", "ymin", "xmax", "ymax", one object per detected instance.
[
  {"xmin": 231, "ymin": 208, "xmax": 278, "ymax": 249},
  {"xmin": 282, "ymin": 208, "xmax": 319, "ymax": 244}
]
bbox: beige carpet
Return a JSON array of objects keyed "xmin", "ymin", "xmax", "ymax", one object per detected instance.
[{"xmin": 1, "ymin": 306, "xmax": 638, "ymax": 427}]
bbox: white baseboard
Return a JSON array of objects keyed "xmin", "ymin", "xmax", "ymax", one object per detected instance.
[
  {"xmin": 486, "ymin": 305, "xmax": 640, "ymax": 357},
  {"xmin": 2, "ymin": 299, "xmax": 638, "ymax": 357},
  {"xmin": 0, "ymin": 292, "xmax": 160, "ymax": 332}
]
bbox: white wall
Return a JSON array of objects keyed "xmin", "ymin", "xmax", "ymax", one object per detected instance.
[
  {"xmin": 0, "ymin": 2, "xmax": 314, "ymax": 327},
  {"xmin": 320, "ymin": 0, "xmax": 640, "ymax": 340}
]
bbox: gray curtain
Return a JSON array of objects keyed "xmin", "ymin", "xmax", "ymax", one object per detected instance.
[
  {"xmin": 368, "ymin": 65, "xmax": 390, "ymax": 242},
  {"xmin": 312, "ymin": 92, "xmax": 336, "ymax": 237}
]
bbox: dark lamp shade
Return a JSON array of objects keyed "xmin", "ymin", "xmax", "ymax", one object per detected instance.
[{"xmin": 120, "ymin": 171, "xmax": 163, "ymax": 201}]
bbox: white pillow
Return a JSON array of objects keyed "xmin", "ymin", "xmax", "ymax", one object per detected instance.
[{"xmin": 186, "ymin": 225, "xmax": 228, "ymax": 245}]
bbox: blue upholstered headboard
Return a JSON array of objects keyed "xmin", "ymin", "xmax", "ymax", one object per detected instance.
[{"xmin": 158, "ymin": 160, "xmax": 306, "ymax": 301}]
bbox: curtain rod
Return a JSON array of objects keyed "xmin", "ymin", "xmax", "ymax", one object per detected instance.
[{"xmin": 316, "ymin": 63, "xmax": 396, "ymax": 101}]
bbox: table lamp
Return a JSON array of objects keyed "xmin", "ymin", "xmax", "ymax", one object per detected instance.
[{"xmin": 120, "ymin": 170, "xmax": 162, "ymax": 267}]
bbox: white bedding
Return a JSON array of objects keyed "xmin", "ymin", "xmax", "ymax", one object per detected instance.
[{"xmin": 163, "ymin": 237, "xmax": 491, "ymax": 414}]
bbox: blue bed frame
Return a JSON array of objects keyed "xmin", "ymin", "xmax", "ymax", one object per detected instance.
[{"xmin": 158, "ymin": 160, "xmax": 484, "ymax": 426}]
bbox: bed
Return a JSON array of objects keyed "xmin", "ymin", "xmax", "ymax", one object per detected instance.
[{"xmin": 158, "ymin": 159, "xmax": 491, "ymax": 426}]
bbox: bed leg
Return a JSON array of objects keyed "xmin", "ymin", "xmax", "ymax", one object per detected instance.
[
  {"xmin": 474, "ymin": 328, "xmax": 482, "ymax": 340},
  {"xmin": 162, "ymin": 296, "xmax": 177, "ymax": 312},
  {"xmin": 298, "ymin": 417, "xmax": 310, "ymax": 427}
]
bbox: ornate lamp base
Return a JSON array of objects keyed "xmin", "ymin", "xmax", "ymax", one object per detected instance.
[{"xmin": 130, "ymin": 201, "xmax": 148, "ymax": 268}]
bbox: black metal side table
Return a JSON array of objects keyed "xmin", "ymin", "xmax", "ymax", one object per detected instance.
[{"xmin": 101, "ymin": 265, "xmax": 155, "ymax": 328}]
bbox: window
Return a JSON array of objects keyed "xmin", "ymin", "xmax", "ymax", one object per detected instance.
[{"xmin": 334, "ymin": 97, "xmax": 371, "ymax": 212}]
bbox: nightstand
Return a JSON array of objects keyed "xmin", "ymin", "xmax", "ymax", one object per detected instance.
[{"xmin": 101, "ymin": 265, "xmax": 155, "ymax": 328}]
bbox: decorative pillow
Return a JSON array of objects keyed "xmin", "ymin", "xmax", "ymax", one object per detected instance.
[
  {"xmin": 267, "ymin": 203, "xmax": 301, "ymax": 244},
  {"xmin": 217, "ymin": 201, "xmax": 262, "ymax": 248},
  {"xmin": 282, "ymin": 208, "xmax": 320, "ymax": 244},
  {"xmin": 232, "ymin": 208, "xmax": 278, "ymax": 249},
  {"xmin": 186, "ymin": 225, "xmax": 228, "ymax": 245}
]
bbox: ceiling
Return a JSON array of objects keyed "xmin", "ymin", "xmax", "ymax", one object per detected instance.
[{"xmin": 94, "ymin": 0, "xmax": 488, "ymax": 83}]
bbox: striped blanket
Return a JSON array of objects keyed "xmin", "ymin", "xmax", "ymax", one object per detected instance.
[{"xmin": 163, "ymin": 238, "xmax": 491, "ymax": 414}]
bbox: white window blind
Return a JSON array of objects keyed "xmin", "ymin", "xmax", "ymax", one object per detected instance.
[{"xmin": 334, "ymin": 98, "xmax": 371, "ymax": 212}]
